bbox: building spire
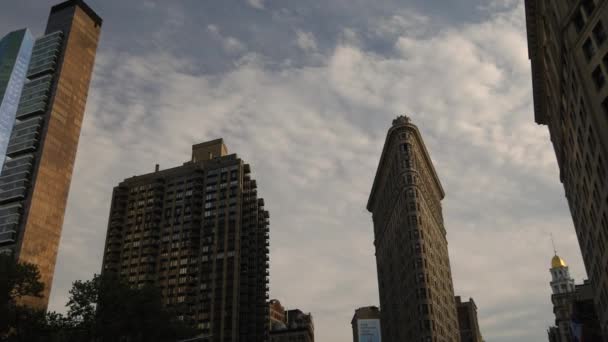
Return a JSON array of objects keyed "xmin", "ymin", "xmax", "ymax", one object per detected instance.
[
  {"xmin": 392, "ymin": 115, "xmax": 411, "ymax": 126},
  {"xmin": 550, "ymin": 233, "xmax": 557, "ymax": 256}
]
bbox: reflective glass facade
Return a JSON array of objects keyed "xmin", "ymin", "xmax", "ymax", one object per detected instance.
[
  {"xmin": 0, "ymin": 32, "xmax": 63, "ymax": 250},
  {"xmin": 0, "ymin": 29, "xmax": 34, "ymax": 169}
]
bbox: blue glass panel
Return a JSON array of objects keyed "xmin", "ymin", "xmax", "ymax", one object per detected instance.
[{"xmin": 0, "ymin": 29, "xmax": 34, "ymax": 169}]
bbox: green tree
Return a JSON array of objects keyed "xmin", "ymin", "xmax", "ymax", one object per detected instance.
[
  {"xmin": 1, "ymin": 255, "xmax": 197, "ymax": 341},
  {"xmin": 65, "ymin": 274, "xmax": 196, "ymax": 342},
  {"xmin": 0, "ymin": 253, "xmax": 45, "ymax": 341}
]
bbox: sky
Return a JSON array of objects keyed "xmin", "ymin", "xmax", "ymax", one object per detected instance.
[{"xmin": 0, "ymin": 0, "xmax": 588, "ymax": 341}]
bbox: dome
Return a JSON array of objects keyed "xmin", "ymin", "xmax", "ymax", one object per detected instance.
[{"xmin": 552, "ymin": 255, "xmax": 567, "ymax": 268}]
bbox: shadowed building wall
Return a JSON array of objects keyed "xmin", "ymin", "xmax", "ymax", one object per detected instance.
[
  {"xmin": 101, "ymin": 139, "xmax": 270, "ymax": 342},
  {"xmin": 525, "ymin": 0, "xmax": 608, "ymax": 338},
  {"xmin": 367, "ymin": 116, "xmax": 460, "ymax": 342},
  {"xmin": 455, "ymin": 297, "xmax": 483, "ymax": 342},
  {"xmin": 0, "ymin": 0, "xmax": 102, "ymax": 310}
]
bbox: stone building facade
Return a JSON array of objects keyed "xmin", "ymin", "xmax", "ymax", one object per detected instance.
[
  {"xmin": 367, "ymin": 116, "xmax": 460, "ymax": 342},
  {"xmin": 525, "ymin": 0, "xmax": 608, "ymax": 337}
]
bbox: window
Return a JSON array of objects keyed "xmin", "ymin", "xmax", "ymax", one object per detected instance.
[
  {"xmin": 592, "ymin": 66, "xmax": 605, "ymax": 89},
  {"xmin": 593, "ymin": 21, "xmax": 607, "ymax": 46},
  {"xmin": 582, "ymin": 0, "xmax": 596, "ymax": 17},
  {"xmin": 583, "ymin": 39, "xmax": 596, "ymax": 61},
  {"xmin": 573, "ymin": 9, "xmax": 585, "ymax": 33},
  {"xmin": 589, "ymin": 127, "xmax": 597, "ymax": 152}
]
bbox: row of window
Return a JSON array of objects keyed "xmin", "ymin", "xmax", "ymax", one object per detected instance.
[{"xmin": 572, "ymin": 0, "xmax": 598, "ymax": 33}]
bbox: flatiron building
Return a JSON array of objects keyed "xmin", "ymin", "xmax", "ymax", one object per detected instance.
[{"xmin": 367, "ymin": 116, "xmax": 460, "ymax": 342}]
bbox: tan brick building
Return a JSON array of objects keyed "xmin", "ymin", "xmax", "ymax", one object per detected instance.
[{"xmin": 0, "ymin": 0, "xmax": 102, "ymax": 309}]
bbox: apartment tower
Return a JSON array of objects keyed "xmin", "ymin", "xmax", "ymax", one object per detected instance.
[
  {"xmin": 367, "ymin": 116, "xmax": 460, "ymax": 342},
  {"xmin": 0, "ymin": 0, "xmax": 102, "ymax": 309},
  {"xmin": 101, "ymin": 139, "xmax": 270, "ymax": 342},
  {"xmin": 525, "ymin": 0, "xmax": 608, "ymax": 337}
]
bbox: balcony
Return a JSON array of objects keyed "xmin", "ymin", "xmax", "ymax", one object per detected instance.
[
  {"xmin": 6, "ymin": 138, "xmax": 38, "ymax": 157},
  {"xmin": 0, "ymin": 187, "xmax": 27, "ymax": 203}
]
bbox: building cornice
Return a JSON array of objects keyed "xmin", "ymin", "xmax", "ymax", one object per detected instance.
[
  {"xmin": 51, "ymin": 0, "xmax": 103, "ymax": 26},
  {"xmin": 524, "ymin": 0, "xmax": 548, "ymax": 125}
]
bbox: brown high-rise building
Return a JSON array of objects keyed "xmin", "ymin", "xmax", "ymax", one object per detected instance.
[
  {"xmin": 269, "ymin": 309, "xmax": 314, "ymax": 342},
  {"xmin": 525, "ymin": 0, "xmax": 608, "ymax": 337},
  {"xmin": 101, "ymin": 139, "xmax": 270, "ymax": 342},
  {"xmin": 0, "ymin": 0, "xmax": 102, "ymax": 309},
  {"xmin": 455, "ymin": 297, "xmax": 483, "ymax": 342},
  {"xmin": 269, "ymin": 299, "xmax": 287, "ymax": 329},
  {"xmin": 367, "ymin": 116, "xmax": 460, "ymax": 342}
]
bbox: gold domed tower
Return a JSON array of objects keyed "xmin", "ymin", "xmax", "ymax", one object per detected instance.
[
  {"xmin": 550, "ymin": 253, "xmax": 575, "ymax": 295},
  {"xmin": 551, "ymin": 255, "xmax": 567, "ymax": 268}
]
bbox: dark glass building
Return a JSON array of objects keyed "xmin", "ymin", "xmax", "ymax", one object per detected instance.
[
  {"xmin": 0, "ymin": 0, "xmax": 102, "ymax": 310},
  {"xmin": 525, "ymin": 0, "xmax": 608, "ymax": 337},
  {"xmin": 0, "ymin": 28, "xmax": 34, "ymax": 168},
  {"xmin": 101, "ymin": 139, "xmax": 270, "ymax": 342},
  {"xmin": 367, "ymin": 116, "xmax": 460, "ymax": 342}
]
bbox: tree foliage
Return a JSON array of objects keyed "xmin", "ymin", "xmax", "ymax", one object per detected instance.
[
  {"xmin": 0, "ymin": 253, "xmax": 45, "ymax": 341},
  {"xmin": 0, "ymin": 254, "xmax": 196, "ymax": 341},
  {"xmin": 65, "ymin": 274, "xmax": 196, "ymax": 341}
]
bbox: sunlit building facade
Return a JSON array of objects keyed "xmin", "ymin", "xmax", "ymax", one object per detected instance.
[{"xmin": 0, "ymin": 0, "xmax": 102, "ymax": 310}]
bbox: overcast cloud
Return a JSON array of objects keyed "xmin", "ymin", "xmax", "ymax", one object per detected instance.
[{"xmin": 0, "ymin": 1, "xmax": 585, "ymax": 341}]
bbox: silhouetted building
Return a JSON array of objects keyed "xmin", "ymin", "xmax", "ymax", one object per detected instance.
[
  {"xmin": 525, "ymin": 1, "xmax": 608, "ymax": 336},
  {"xmin": 0, "ymin": 28, "xmax": 34, "ymax": 168},
  {"xmin": 101, "ymin": 139, "xmax": 270, "ymax": 342},
  {"xmin": 351, "ymin": 306, "xmax": 381, "ymax": 342},
  {"xmin": 547, "ymin": 254, "xmax": 602, "ymax": 341},
  {"xmin": 0, "ymin": 0, "xmax": 102, "ymax": 309},
  {"xmin": 455, "ymin": 297, "xmax": 483, "ymax": 342},
  {"xmin": 270, "ymin": 308, "xmax": 314, "ymax": 342},
  {"xmin": 367, "ymin": 116, "xmax": 460, "ymax": 342}
]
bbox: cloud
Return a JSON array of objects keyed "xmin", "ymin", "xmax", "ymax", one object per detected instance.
[
  {"xmin": 246, "ymin": 0, "xmax": 265, "ymax": 10},
  {"xmin": 207, "ymin": 24, "xmax": 247, "ymax": 55},
  {"xmin": 42, "ymin": 2, "xmax": 581, "ymax": 342},
  {"xmin": 296, "ymin": 30, "xmax": 318, "ymax": 52}
]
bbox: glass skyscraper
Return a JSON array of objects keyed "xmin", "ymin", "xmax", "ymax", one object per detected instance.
[{"xmin": 0, "ymin": 29, "xmax": 34, "ymax": 168}]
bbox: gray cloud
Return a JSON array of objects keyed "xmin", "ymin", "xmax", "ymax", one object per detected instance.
[{"xmin": 0, "ymin": 1, "xmax": 585, "ymax": 341}]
